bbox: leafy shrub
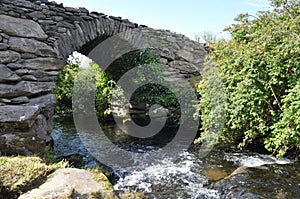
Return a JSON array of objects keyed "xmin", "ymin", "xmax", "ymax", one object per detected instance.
[
  {"xmin": 53, "ymin": 62, "xmax": 79, "ymax": 114},
  {"xmin": 54, "ymin": 49, "xmax": 172, "ymax": 120},
  {"xmin": 197, "ymin": 0, "xmax": 300, "ymax": 157}
]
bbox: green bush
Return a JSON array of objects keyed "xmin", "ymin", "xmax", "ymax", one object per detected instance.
[
  {"xmin": 196, "ymin": 0, "xmax": 300, "ymax": 157},
  {"xmin": 53, "ymin": 60, "xmax": 115, "ymax": 118},
  {"xmin": 53, "ymin": 62, "xmax": 79, "ymax": 114},
  {"xmin": 53, "ymin": 49, "xmax": 171, "ymax": 119}
]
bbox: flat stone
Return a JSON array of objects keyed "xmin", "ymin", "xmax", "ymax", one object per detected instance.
[
  {"xmin": 0, "ymin": 43, "xmax": 9, "ymax": 50},
  {"xmin": 65, "ymin": 7, "xmax": 81, "ymax": 13},
  {"xmin": 21, "ymin": 75, "xmax": 38, "ymax": 81},
  {"xmin": 52, "ymin": 16, "xmax": 64, "ymax": 21},
  {"xmin": 176, "ymin": 49, "xmax": 196, "ymax": 63},
  {"xmin": 160, "ymin": 47, "xmax": 175, "ymax": 61},
  {"xmin": 9, "ymin": 37, "xmax": 57, "ymax": 57},
  {"xmin": 3, "ymin": 0, "xmax": 42, "ymax": 10},
  {"xmin": 169, "ymin": 60, "xmax": 199, "ymax": 74},
  {"xmin": 0, "ymin": 105, "xmax": 40, "ymax": 129},
  {"xmin": 21, "ymin": 53, "xmax": 37, "ymax": 59},
  {"xmin": 28, "ymin": 70, "xmax": 45, "ymax": 78},
  {"xmin": 20, "ymin": 58, "xmax": 65, "ymax": 71},
  {"xmin": 15, "ymin": 69, "xmax": 30, "ymax": 76},
  {"xmin": 7, "ymin": 63, "xmax": 24, "ymax": 70},
  {"xmin": 0, "ymin": 81, "xmax": 55, "ymax": 98},
  {"xmin": 0, "ymin": 65, "xmax": 21, "ymax": 82},
  {"xmin": 28, "ymin": 11, "xmax": 46, "ymax": 19},
  {"xmin": 166, "ymin": 36, "xmax": 177, "ymax": 43},
  {"xmin": 19, "ymin": 168, "xmax": 112, "ymax": 199},
  {"xmin": 0, "ymin": 14, "xmax": 47, "ymax": 39},
  {"xmin": 57, "ymin": 21, "xmax": 75, "ymax": 29},
  {"xmin": 0, "ymin": 50, "xmax": 21, "ymax": 64},
  {"xmin": 10, "ymin": 96, "xmax": 30, "ymax": 104}
]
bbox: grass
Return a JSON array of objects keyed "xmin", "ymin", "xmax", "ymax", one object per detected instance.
[
  {"xmin": 0, "ymin": 156, "xmax": 69, "ymax": 193},
  {"xmin": 0, "ymin": 146, "xmax": 129, "ymax": 198},
  {"xmin": 0, "ymin": 145, "xmax": 70, "ymax": 198}
]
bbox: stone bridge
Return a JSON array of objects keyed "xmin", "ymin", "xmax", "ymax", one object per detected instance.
[{"xmin": 0, "ymin": 0, "xmax": 207, "ymax": 155}]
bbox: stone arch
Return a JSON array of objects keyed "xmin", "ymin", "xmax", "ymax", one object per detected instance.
[{"xmin": 0, "ymin": 0, "xmax": 207, "ymax": 155}]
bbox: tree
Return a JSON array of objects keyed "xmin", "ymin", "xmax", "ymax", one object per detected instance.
[{"xmin": 196, "ymin": 0, "xmax": 300, "ymax": 157}]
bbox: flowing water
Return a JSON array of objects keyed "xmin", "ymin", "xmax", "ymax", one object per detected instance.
[{"xmin": 51, "ymin": 116, "xmax": 300, "ymax": 199}]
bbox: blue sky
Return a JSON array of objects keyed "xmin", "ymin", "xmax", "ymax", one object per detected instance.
[{"xmin": 55, "ymin": 0, "xmax": 271, "ymax": 40}]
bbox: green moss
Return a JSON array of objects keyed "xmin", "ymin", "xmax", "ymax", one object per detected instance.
[{"xmin": 86, "ymin": 168, "xmax": 114, "ymax": 190}]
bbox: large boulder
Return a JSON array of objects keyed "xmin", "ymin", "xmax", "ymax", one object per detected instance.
[
  {"xmin": 18, "ymin": 168, "xmax": 145, "ymax": 199},
  {"xmin": 18, "ymin": 168, "xmax": 112, "ymax": 199}
]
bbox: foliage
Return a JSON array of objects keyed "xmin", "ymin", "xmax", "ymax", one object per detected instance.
[
  {"xmin": 54, "ymin": 49, "xmax": 165, "ymax": 119},
  {"xmin": 195, "ymin": 31, "xmax": 218, "ymax": 44},
  {"xmin": 53, "ymin": 62, "xmax": 79, "ymax": 114},
  {"xmin": 194, "ymin": 59, "xmax": 226, "ymax": 145},
  {"xmin": 66, "ymin": 61, "xmax": 117, "ymax": 119},
  {"xmin": 197, "ymin": 0, "xmax": 300, "ymax": 157},
  {"xmin": 106, "ymin": 48, "xmax": 159, "ymax": 81}
]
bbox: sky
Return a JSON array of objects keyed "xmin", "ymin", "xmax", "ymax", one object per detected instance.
[{"xmin": 54, "ymin": 0, "xmax": 271, "ymax": 40}]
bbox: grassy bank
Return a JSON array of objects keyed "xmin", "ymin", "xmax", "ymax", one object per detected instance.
[{"xmin": 0, "ymin": 155, "xmax": 69, "ymax": 198}]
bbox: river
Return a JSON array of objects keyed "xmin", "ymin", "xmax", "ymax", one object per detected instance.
[{"xmin": 51, "ymin": 116, "xmax": 300, "ymax": 199}]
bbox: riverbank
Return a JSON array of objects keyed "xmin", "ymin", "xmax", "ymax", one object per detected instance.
[{"xmin": 0, "ymin": 152, "xmax": 145, "ymax": 198}]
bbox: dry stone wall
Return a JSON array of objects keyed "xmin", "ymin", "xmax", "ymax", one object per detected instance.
[{"xmin": 0, "ymin": 0, "xmax": 207, "ymax": 155}]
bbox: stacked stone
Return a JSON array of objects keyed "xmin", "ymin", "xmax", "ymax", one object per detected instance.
[
  {"xmin": 136, "ymin": 28, "xmax": 207, "ymax": 85},
  {"xmin": 0, "ymin": 0, "xmax": 141, "ymax": 155},
  {"xmin": 0, "ymin": 0, "xmax": 207, "ymax": 155}
]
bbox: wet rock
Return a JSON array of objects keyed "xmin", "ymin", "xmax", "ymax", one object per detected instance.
[
  {"xmin": 0, "ymin": 81, "xmax": 55, "ymax": 98},
  {"xmin": 0, "ymin": 14, "xmax": 47, "ymax": 39},
  {"xmin": 213, "ymin": 164, "xmax": 300, "ymax": 199},
  {"xmin": 0, "ymin": 64, "xmax": 21, "ymax": 82},
  {"xmin": 9, "ymin": 37, "xmax": 57, "ymax": 57},
  {"xmin": 0, "ymin": 50, "xmax": 21, "ymax": 64},
  {"xmin": 18, "ymin": 168, "xmax": 113, "ymax": 199},
  {"xmin": 20, "ymin": 57, "xmax": 65, "ymax": 71}
]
